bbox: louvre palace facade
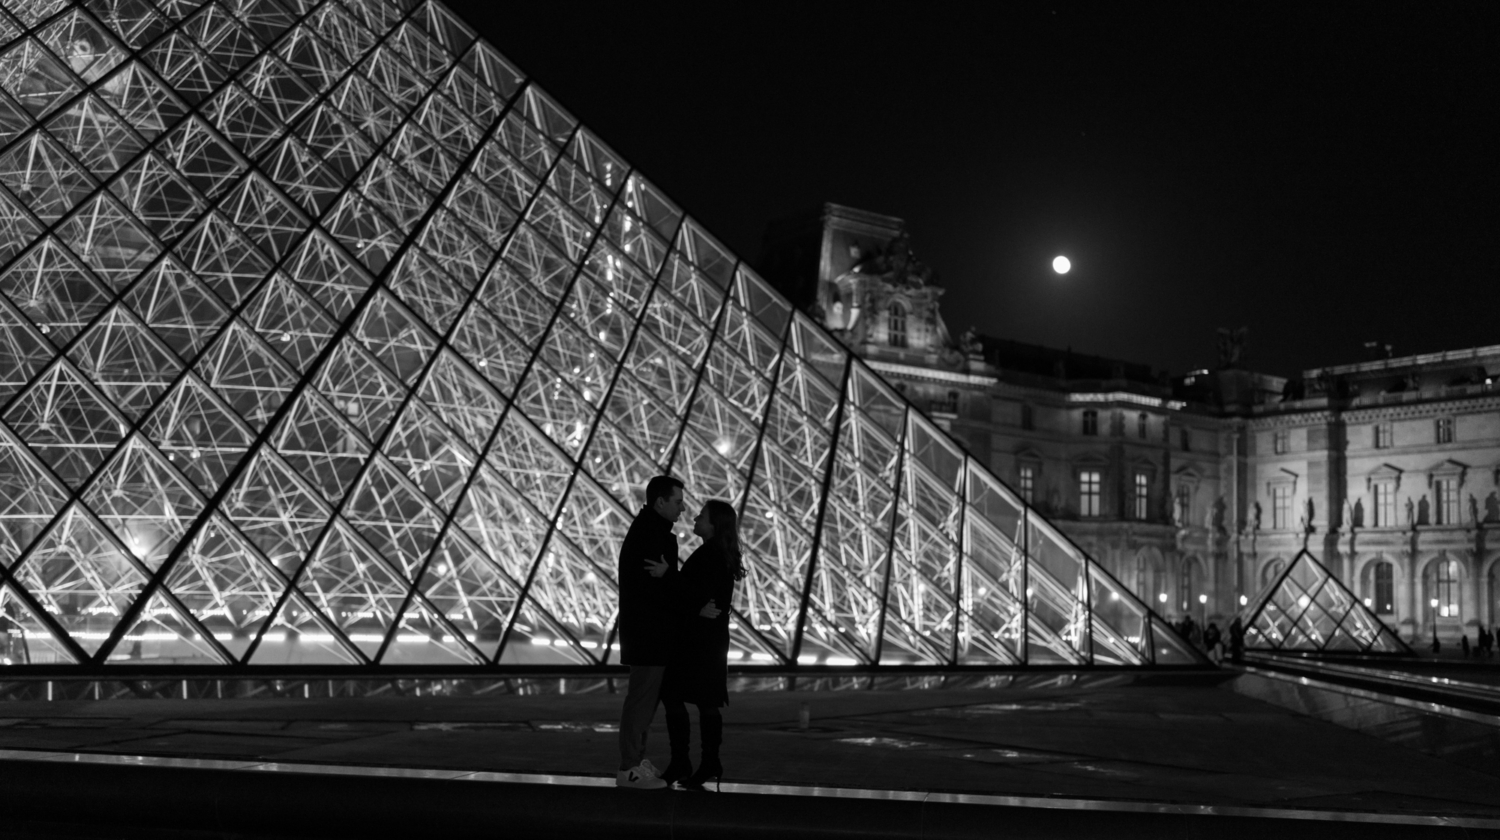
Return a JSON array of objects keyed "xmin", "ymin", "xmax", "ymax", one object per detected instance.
[
  {"xmin": 0, "ymin": 0, "xmax": 1220, "ymax": 671},
  {"xmin": 761, "ymin": 203, "xmax": 1500, "ymax": 646}
]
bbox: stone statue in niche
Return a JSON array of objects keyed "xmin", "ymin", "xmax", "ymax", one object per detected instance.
[
  {"xmin": 1417, "ymin": 495, "xmax": 1430, "ymax": 526},
  {"xmin": 1251, "ymin": 501, "xmax": 1263, "ymax": 531},
  {"xmin": 1349, "ymin": 499, "xmax": 1364, "ymax": 529},
  {"xmin": 1406, "ymin": 497, "xmax": 1415, "ymax": 528},
  {"xmin": 1470, "ymin": 494, "xmax": 1480, "ymax": 526},
  {"xmin": 1209, "ymin": 496, "xmax": 1226, "ymax": 532},
  {"xmin": 1486, "ymin": 492, "xmax": 1500, "ymax": 524},
  {"xmin": 1299, "ymin": 498, "xmax": 1315, "ymax": 533}
]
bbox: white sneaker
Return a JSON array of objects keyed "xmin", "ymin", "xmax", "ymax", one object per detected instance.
[
  {"xmin": 639, "ymin": 758, "xmax": 661, "ymax": 779},
  {"xmin": 616, "ymin": 762, "xmax": 666, "ymax": 789}
]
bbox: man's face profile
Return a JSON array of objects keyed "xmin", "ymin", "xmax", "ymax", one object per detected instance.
[{"xmin": 653, "ymin": 487, "xmax": 685, "ymax": 523}]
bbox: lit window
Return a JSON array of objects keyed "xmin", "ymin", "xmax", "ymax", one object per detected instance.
[
  {"xmin": 1374, "ymin": 422, "xmax": 1393, "ymax": 449},
  {"xmin": 1372, "ymin": 562, "xmax": 1394, "ymax": 614},
  {"xmin": 1081, "ymin": 410, "xmax": 1098, "ymax": 436},
  {"xmin": 1435, "ymin": 558, "xmax": 1459, "ymax": 619},
  {"xmin": 1435, "ymin": 417, "xmax": 1454, "ymax": 444},
  {"xmin": 1372, "ymin": 481, "xmax": 1395, "ymax": 527},
  {"xmin": 1272, "ymin": 430, "xmax": 1288, "ymax": 455},
  {"xmin": 1079, "ymin": 470, "xmax": 1101, "ymax": 517},
  {"xmin": 1137, "ymin": 413, "xmax": 1148, "ymax": 440},
  {"xmin": 1434, "ymin": 477, "xmax": 1458, "ymax": 525},
  {"xmin": 887, "ymin": 303, "xmax": 907, "ymax": 348},
  {"xmin": 1174, "ymin": 486, "xmax": 1191, "ymax": 525},
  {"xmin": 1133, "ymin": 472, "xmax": 1149, "ymax": 520},
  {"xmin": 1019, "ymin": 465, "xmax": 1035, "ymax": 504},
  {"xmin": 1271, "ymin": 485, "xmax": 1291, "ymax": 529}
]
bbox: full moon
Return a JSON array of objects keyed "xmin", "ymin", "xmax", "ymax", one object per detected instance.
[{"xmin": 1052, "ymin": 256, "xmax": 1071, "ymax": 274}]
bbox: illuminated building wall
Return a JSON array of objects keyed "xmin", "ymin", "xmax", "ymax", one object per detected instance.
[
  {"xmin": 763, "ymin": 206, "xmax": 1500, "ymax": 649},
  {"xmin": 0, "ymin": 0, "xmax": 1204, "ymax": 670}
]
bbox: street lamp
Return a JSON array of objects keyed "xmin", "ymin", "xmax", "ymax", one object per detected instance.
[{"xmin": 1430, "ymin": 598, "xmax": 1440, "ymax": 651}]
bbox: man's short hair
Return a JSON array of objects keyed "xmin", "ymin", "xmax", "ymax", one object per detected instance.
[{"xmin": 644, "ymin": 475, "xmax": 684, "ymax": 507}]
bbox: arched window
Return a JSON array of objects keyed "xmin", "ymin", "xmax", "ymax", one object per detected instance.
[
  {"xmin": 1179, "ymin": 557, "xmax": 1205, "ymax": 616},
  {"xmin": 1423, "ymin": 555, "xmax": 1462, "ymax": 623},
  {"xmin": 1489, "ymin": 562, "xmax": 1500, "ymax": 627},
  {"xmin": 887, "ymin": 303, "xmax": 907, "ymax": 348},
  {"xmin": 1135, "ymin": 551, "xmax": 1165, "ymax": 611},
  {"xmin": 1361, "ymin": 560, "xmax": 1395, "ymax": 614},
  {"xmin": 1437, "ymin": 558, "xmax": 1459, "ymax": 618}
]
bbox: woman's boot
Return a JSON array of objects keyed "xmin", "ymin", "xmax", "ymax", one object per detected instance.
[
  {"xmin": 659, "ymin": 701, "xmax": 693, "ymax": 785},
  {"xmin": 682, "ymin": 711, "xmax": 722, "ymax": 791}
]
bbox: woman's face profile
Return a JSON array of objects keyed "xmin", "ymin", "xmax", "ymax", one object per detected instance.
[{"xmin": 693, "ymin": 505, "xmax": 714, "ymax": 540}]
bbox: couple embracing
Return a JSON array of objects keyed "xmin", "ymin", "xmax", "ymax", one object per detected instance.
[{"xmin": 615, "ymin": 475, "xmax": 745, "ymax": 791}]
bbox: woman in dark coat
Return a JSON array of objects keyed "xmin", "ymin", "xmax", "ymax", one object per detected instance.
[{"xmin": 659, "ymin": 499, "xmax": 745, "ymax": 789}]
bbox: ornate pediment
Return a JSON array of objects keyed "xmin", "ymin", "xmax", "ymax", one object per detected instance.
[
  {"xmin": 1366, "ymin": 463, "xmax": 1403, "ymax": 491},
  {"xmin": 1173, "ymin": 463, "xmax": 1203, "ymax": 487},
  {"xmin": 1014, "ymin": 445, "xmax": 1046, "ymax": 464},
  {"xmin": 1071, "ymin": 451, "xmax": 1111, "ymax": 470},
  {"xmin": 1266, "ymin": 468, "xmax": 1299, "ymax": 495},
  {"xmin": 1426, "ymin": 459, "xmax": 1469, "ymax": 487}
]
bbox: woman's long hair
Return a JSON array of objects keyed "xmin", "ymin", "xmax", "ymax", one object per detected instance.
[{"xmin": 704, "ymin": 499, "xmax": 746, "ymax": 581}]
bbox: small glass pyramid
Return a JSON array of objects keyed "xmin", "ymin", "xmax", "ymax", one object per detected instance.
[
  {"xmin": 1240, "ymin": 549, "xmax": 1409, "ymax": 655},
  {"xmin": 0, "ymin": 0, "xmax": 1206, "ymax": 669}
]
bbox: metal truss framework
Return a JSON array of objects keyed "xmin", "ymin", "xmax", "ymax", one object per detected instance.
[
  {"xmin": 0, "ymin": 0, "xmax": 1205, "ymax": 671},
  {"xmin": 1239, "ymin": 549, "xmax": 1409, "ymax": 655}
]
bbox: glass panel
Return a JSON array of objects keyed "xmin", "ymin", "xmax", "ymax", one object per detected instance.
[{"xmin": 0, "ymin": 0, "xmax": 1211, "ymax": 678}]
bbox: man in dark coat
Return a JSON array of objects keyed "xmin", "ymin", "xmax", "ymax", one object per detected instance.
[{"xmin": 615, "ymin": 475, "xmax": 687, "ymax": 789}]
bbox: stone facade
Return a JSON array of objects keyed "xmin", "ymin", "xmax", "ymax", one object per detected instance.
[{"xmin": 760, "ymin": 204, "xmax": 1500, "ymax": 643}]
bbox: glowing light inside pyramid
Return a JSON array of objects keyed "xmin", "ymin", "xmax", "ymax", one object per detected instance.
[
  {"xmin": 1240, "ymin": 550, "xmax": 1408, "ymax": 655},
  {"xmin": 0, "ymin": 0, "xmax": 1204, "ymax": 669}
]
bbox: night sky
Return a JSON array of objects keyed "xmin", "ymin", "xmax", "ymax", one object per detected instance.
[{"xmin": 443, "ymin": 2, "xmax": 1498, "ymax": 378}]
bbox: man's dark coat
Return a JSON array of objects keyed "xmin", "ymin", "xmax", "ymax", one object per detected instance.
[{"xmin": 615, "ymin": 506, "xmax": 680, "ymax": 665}]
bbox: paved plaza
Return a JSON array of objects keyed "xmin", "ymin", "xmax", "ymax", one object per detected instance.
[{"xmin": 0, "ymin": 668, "xmax": 1496, "ymax": 837}]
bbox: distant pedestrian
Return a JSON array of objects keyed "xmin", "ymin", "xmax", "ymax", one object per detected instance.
[
  {"xmin": 1228, "ymin": 616, "xmax": 1245, "ymax": 663},
  {"xmin": 1461, "ymin": 633, "xmax": 1471, "ymax": 658},
  {"xmin": 1203, "ymin": 622, "xmax": 1222, "ymax": 664}
]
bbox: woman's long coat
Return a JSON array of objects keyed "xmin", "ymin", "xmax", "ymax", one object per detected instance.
[{"xmin": 662, "ymin": 542, "xmax": 735, "ymax": 708}]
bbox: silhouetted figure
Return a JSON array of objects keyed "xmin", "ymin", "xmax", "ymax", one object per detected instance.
[
  {"xmin": 615, "ymin": 475, "xmax": 688, "ymax": 790},
  {"xmin": 661, "ymin": 500, "xmax": 746, "ymax": 791},
  {"xmin": 1461, "ymin": 633, "xmax": 1470, "ymax": 658},
  {"xmin": 1203, "ymin": 622, "xmax": 1222, "ymax": 664},
  {"xmin": 1228, "ymin": 617, "xmax": 1245, "ymax": 663}
]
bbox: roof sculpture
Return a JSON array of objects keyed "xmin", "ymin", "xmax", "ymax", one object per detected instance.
[
  {"xmin": 1239, "ymin": 550, "xmax": 1409, "ymax": 655},
  {"xmin": 0, "ymin": 0, "xmax": 1204, "ymax": 669}
]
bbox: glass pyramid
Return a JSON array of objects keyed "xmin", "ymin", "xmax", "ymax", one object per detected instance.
[
  {"xmin": 0, "ymin": 0, "xmax": 1205, "ymax": 669},
  {"xmin": 1239, "ymin": 550, "xmax": 1409, "ymax": 655}
]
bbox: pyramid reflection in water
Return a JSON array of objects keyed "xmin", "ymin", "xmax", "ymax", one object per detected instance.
[
  {"xmin": 0, "ymin": 0, "xmax": 1204, "ymax": 668},
  {"xmin": 1240, "ymin": 550, "xmax": 1409, "ymax": 655}
]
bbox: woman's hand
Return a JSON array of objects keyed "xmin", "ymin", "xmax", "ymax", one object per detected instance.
[
  {"xmin": 645, "ymin": 555, "xmax": 668, "ymax": 578},
  {"xmin": 698, "ymin": 600, "xmax": 721, "ymax": 619}
]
